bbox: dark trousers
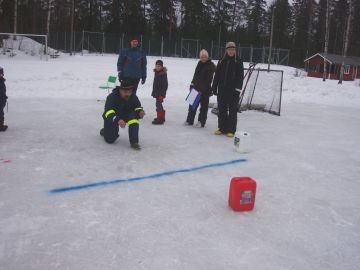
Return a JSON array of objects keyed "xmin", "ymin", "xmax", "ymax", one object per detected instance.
[
  {"xmin": 103, "ymin": 112, "xmax": 139, "ymax": 144},
  {"xmin": 0, "ymin": 100, "xmax": 5, "ymax": 125},
  {"xmin": 125, "ymin": 78, "xmax": 140, "ymax": 94},
  {"xmin": 156, "ymin": 99, "xmax": 164, "ymax": 112},
  {"xmin": 217, "ymin": 94, "xmax": 239, "ymax": 134},
  {"xmin": 186, "ymin": 95, "xmax": 210, "ymax": 125}
]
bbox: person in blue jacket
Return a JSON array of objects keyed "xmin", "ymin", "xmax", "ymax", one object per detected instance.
[{"xmin": 117, "ymin": 36, "xmax": 147, "ymax": 94}]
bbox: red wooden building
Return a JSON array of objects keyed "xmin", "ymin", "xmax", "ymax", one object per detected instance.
[{"xmin": 304, "ymin": 53, "xmax": 360, "ymax": 81}]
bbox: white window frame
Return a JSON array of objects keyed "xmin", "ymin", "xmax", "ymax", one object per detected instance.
[{"xmin": 344, "ymin": 65, "xmax": 350, "ymax": 75}]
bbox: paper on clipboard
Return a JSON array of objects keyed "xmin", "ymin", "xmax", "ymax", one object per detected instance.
[{"xmin": 186, "ymin": 88, "xmax": 201, "ymax": 110}]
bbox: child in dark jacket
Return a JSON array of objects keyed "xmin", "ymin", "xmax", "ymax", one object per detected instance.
[
  {"xmin": 151, "ymin": 60, "xmax": 168, "ymax": 125},
  {"xmin": 0, "ymin": 66, "xmax": 8, "ymax": 132}
]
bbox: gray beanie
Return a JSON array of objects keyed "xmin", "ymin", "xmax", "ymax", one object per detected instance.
[{"xmin": 226, "ymin": 42, "xmax": 236, "ymax": 49}]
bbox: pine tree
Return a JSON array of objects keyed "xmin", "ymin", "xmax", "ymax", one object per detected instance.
[
  {"xmin": 148, "ymin": 0, "xmax": 177, "ymax": 38},
  {"xmin": 272, "ymin": 0, "xmax": 292, "ymax": 49},
  {"xmin": 246, "ymin": 0, "xmax": 267, "ymax": 46},
  {"xmin": 291, "ymin": 0, "xmax": 317, "ymax": 66}
]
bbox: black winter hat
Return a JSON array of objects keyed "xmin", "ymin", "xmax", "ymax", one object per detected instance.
[
  {"xmin": 0, "ymin": 66, "xmax": 3, "ymax": 75},
  {"xmin": 155, "ymin": 60, "xmax": 163, "ymax": 67},
  {"xmin": 119, "ymin": 80, "xmax": 134, "ymax": 91}
]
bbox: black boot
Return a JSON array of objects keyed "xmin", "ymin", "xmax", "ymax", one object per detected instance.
[
  {"xmin": 131, "ymin": 143, "xmax": 141, "ymax": 150},
  {"xmin": 100, "ymin": 128, "xmax": 104, "ymax": 136},
  {"xmin": 0, "ymin": 119, "xmax": 7, "ymax": 132}
]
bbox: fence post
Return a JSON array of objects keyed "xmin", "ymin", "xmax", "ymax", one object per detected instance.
[
  {"xmin": 102, "ymin": 32, "xmax": 105, "ymax": 55},
  {"xmin": 81, "ymin": 30, "xmax": 84, "ymax": 55},
  {"xmin": 211, "ymin": 40, "xmax": 213, "ymax": 59},
  {"xmin": 181, "ymin": 38, "xmax": 183, "ymax": 58},
  {"xmin": 196, "ymin": 39, "xmax": 199, "ymax": 58},
  {"xmin": 121, "ymin": 33, "xmax": 124, "ymax": 50},
  {"xmin": 45, "ymin": 35, "xmax": 48, "ymax": 61},
  {"xmin": 140, "ymin": 35, "xmax": 143, "ymax": 50},
  {"xmin": 64, "ymin": 32, "xmax": 67, "ymax": 52},
  {"xmin": 148, "ymin": 39, "xmax": 151, "ymax": 56},
  {"xmin": 262, "ymin": 47, "xmax": 265, "ymax": 63},
  {"xmin": 161, "ymin": 36, "xmax": 164, "ymax": 58},
  {"xmin": 250, "ymin": 46, "xmax": 253, "ymax": 63}
]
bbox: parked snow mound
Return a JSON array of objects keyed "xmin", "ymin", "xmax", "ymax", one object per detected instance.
[{"xmin": 1, "ymin": 35, "xmax": 57, "ymax": 58}]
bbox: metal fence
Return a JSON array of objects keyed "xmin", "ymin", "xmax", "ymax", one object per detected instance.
[{"xmin": 48, "ymin": 32, "xmax": 290, "ymax": 65}]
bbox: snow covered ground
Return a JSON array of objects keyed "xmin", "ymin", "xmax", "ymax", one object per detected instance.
[{"xmin": 1, "ymin": 52, "xmax": 360, "ymax": 270}]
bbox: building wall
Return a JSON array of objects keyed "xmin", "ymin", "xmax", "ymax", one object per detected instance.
[{"xmin": 305, "ymin": 56, "xmax": 356, "ymax": 81}]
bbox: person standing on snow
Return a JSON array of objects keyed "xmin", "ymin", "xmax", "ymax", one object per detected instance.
[
  {"xmin": 0, "ymin": 67, "xmax": 8, "ymax": 132},
  {"xmin": 151, "ymin": 60, "xmax": 168, "ymax": 125},
  {"xmin": 117, "ymin": 36, "xmax": 147, "ymax": 94},
  {"xmin": 211, "ymin": 42, "xmax": 244, "ymax": 138},
  {"xmin": 100, "ymin": 81, "xmax": 145, "ymax": 150},
  {"xmin": 184, "ymin": 49, "xmax": 215, "ymax": 128}
]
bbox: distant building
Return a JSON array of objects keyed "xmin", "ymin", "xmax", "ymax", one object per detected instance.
[{"xmin": 304, "ymin": 53, "xmax": 360, "ymax": 81}]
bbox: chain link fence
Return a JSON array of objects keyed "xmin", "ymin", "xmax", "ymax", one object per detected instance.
[{"xmin": 48, "ymin": 32, "xmax": 290, "ymax": 65}]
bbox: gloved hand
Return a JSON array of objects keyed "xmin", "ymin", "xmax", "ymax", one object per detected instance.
[
  {"xmin": 141, "ymin": 78, "xmax": 146, "ymax": 84},
  {"xmin": 189, "ymin": 83, "xmax": 194, "ymax": 90},
  {"xmin": 157, "ymin": 96, "xmax": 164, "ymax": 103}
]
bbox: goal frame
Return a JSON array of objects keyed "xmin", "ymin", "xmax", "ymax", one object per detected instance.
[
  {"xmin": 0, "ymin": 33, "xmax": 48, "ymax": 60},
  {"xmin": 239, "ymin": 67, "xmax": 284, "ymax": 116}
]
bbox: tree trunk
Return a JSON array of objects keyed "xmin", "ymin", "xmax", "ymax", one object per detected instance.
[
  {"xmin": 70, "ymin": 0, "xmax": 75, "ymax": 55},
  {"xmin": 338, "ymin": 0, "xmax": 352, "ymax": 84},
  {"xmin": 323, "ymin": 0, "xmax": 330, "ymax": 81},
  {"xmin": 47, "ymin": 0, "xmax": 53, "ymax": 38},
  {"xmin": 14, "ymin": 0, "xmax": 18, "ymax": 35}
]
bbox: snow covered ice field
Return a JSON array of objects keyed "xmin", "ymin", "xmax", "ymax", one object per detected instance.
[{"xmin": 1, "ymin": 53, "xmax": 360, "ymax": 270}]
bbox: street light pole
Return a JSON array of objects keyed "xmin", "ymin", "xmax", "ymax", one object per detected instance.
[
  {"xmin": 70, "ymin": 0, "xmax": 75, "ymax": 56},
  {"xmin": 268, "ymin": 7, "xmax": 275, "ymax": 71}
]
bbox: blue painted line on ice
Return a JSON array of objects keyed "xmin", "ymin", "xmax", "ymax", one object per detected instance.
[{"xmin": 49, "ymin": 159, "xmax": 247, "ymax": 194}]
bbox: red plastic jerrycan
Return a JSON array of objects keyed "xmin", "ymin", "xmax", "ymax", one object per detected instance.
[{"xmin": 228, "ymin": 177, "xmax": 257, "ymax": 211}]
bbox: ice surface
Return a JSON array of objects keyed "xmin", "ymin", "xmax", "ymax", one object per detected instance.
[{"xmin": 0, "ymin": 54, "xmax": 360, "ymax": 270}]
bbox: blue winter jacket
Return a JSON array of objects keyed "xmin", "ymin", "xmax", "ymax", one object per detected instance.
[
  {"xmin": 0, "ymin": 78, "xmax": 7, "ymax": 103},
  {"xmin": 117, "ymin": 48, "xmax": 147, "ymax": 80}
]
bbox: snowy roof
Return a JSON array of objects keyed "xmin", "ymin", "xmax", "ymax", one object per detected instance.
[{"xmin": 304, "ymin": 53, "xmax": 360, "ymax": 66}]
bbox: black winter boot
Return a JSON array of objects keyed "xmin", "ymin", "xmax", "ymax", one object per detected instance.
[
  {"xmin": 0, "ymin": 125, "xmax": 7, "ymax": 132},
  {"xmin": 0, "ymin": 119, "xmax": 7, "ymax": 132}
]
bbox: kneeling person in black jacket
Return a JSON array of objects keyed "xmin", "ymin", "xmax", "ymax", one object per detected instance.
[{"xmin": 101, "ymin": 81, "xmax": 145, "ymax": 150}]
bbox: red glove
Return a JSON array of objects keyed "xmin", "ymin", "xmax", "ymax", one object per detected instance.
[{"xmin": 157, "ymin": 96, "xmax": 164, "ymax": 103}]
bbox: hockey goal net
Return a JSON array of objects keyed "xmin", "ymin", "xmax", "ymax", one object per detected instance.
[{"xmin": 239, "ymin": 66, "xmax": 283, "ymax": 116}]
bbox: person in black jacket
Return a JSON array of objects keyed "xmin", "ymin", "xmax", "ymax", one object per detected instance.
[
  {"xmin": 100, "ymin": 81, "xmax": 145, "ymax": 150},
  {"xmin": 185, "ymin": 50, "xmax": 215, "ymax": 127},
  {"xmin": 151, "ymin": 60, "xmax": 168, "ymax": 125},
  {"xmin": 211, "ymin": 42, "xmax": 244, "ymax": 137},
  {"xmin": 0, "ymin": 67, "xmax": 8, "ymax": 132}
]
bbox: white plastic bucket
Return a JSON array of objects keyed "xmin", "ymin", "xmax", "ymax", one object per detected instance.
[{"xmin": 234, "ymin": 131, "xmax": 251, "ymax": 153}]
